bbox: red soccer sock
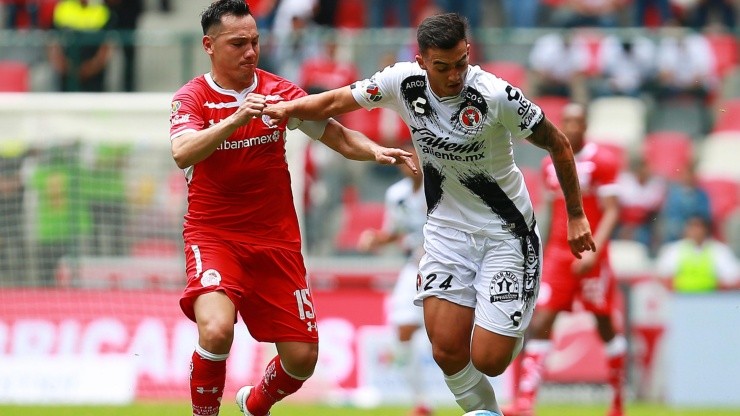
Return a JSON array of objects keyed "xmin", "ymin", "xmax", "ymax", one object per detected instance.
[
  {"xmin": 190, "ymin": 345, "xmax": 228, "ymax": 416},
  {"xmin": 247, "ymin": 355, "xmax": 309, "ymax": 416},
  {"xmin": 605, "ymin": 335, "xmax": 627, "ymax": 415},
  {"xmin": 517, "ymin": 340, "xmax": 551, "ymax": 410}
]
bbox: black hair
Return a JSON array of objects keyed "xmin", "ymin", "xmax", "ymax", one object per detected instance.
[
  {"xmin": 200, "ymin": 0, "xmax": 251, "ymax": 35},
  {"xmin": 417, "ymin": 13, "xmax": 468, "ymax": 53}
]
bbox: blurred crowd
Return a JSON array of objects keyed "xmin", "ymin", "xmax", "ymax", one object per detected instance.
[{"xmin": 1, "ymin": 0, "xmax": 739, "ymax": 289}]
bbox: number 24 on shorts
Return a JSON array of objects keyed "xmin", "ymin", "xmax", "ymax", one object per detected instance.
[{"xmin": 419, "ymin": 273, "xmax": 454, "ymax": 291}]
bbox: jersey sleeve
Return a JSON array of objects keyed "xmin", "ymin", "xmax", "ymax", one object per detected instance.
[
  {"xmin": 595, "ymin": 148, "xmax": 622, "ymax": 198},
  {"xmin": 169, "ymin": 89, "xmax": 204, "ymax": 140},
  {"xmin": 495, "ymin": 84, "xmax": 544, "ymax": 141},
  {"xmin": 350, "ymin": 64, "xmax": 402, "ymax": 110}
]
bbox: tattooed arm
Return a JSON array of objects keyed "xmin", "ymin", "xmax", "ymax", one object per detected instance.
[{"xmin": 526, "ymin": 117, "xmax": 596, "ymax": 258}]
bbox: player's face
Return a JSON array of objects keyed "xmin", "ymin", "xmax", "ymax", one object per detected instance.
[
  {"xmin": 416, "ymin": 40, "xmax": 469, "ymax": 98},
  {"xmin": 203, "ymin": 13, "xmax": 260, "ymax": 90}
]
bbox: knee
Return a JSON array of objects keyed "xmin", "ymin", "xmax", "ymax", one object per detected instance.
[
  {"xmin": 198, "ymin": 319, "xmax": 234, "ymax": 352},
  {"xmin": 281, "ymin": 343, "xmax": 319, "ymax": 377},
  {"xmin": 471, "ymin": 355, "xmax": 509, "ymax": 377},
  {"xmin": 432, "ymin": 343, "xmax": 470, "ymax": 375}
]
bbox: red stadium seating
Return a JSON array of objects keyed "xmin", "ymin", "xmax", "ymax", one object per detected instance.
[
  {"xmin": 642, "ymin": 131, "xmax": 694, "ymax": 180},
  {"xmin": 334, "ymin": 189, "xmax": 386, "ymax": 253},
  {"xmin": 334, "ymin": 0, "xmax": 365, "ymax": 29},
  {"xmin": 0, "ymin": 61, "xmax": 29, "ymax": 92},
  {"xmin": 699, "ymin": 177, "xmax": 740, "ymax": 237},
  {"xmin": 706, "ymin": 33, "xmax": 739, "ymax": 79},
  {"xmin": 480, "ymin": 61, "xmax": 528, "ymax": 91},
  {"xmin": 713, "ymin": 98, "xmax": 740, "ymax": 133},
  {"xmin": 535, "ymin": 95, "xmax": 570, "ymax": 128}
]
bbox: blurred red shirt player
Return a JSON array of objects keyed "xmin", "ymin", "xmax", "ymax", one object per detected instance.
[
  {"xmin": 169, "ymin": 2, "xmax": 414, "ymax": 416},
  {"xmin": 506, "ymin": 103, "xmax": 626, "ymax": 416}
]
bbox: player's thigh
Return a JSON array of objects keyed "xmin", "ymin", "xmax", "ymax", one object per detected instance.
[
  {"xmin": 416, "ymin": 224, "xmax": 479, "ymax": 308},
  {"xmin": 237, "ymin": 245, "xmax": 319, "ymax": 343},
  {"xmin": 537, "ymin": 250, "xmax": 579, "ymax": 312},
  {"xmin": 577, "ymin": 261, "xmax": 617, "ymax": 315},
  {"xmin": 423, "ymin": 296, "xmax": 475, "ymax": 362},
  {"xmin": 180, "ymin": 236, "xmax": 245, "ymax": 323},
  {"xmin": 474, "ymin": 237, "xmax": 541, "ymax": 339}
]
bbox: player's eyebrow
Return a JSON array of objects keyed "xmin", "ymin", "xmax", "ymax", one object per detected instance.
[{"xmin": 432, "ymin": 53, "xmax": 468, "ymax": 67}]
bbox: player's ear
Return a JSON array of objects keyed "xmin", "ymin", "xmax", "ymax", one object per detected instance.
[
  {"xmin": 415, "ymin": 54, "xmax": 426, "ymax": 70},
  {"xmin": 203, "ymin": 35, "xmax": 214, "ymax": 55}
]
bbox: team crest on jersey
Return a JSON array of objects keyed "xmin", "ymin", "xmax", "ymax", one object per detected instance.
[
  {"xmin": 459, "ymin": 105, "xmax": 483, "ymax": 130},
  {"xmin": 489, "ymin": 271, "xmax": 519, "ymax": 302},
  {"xmin": 171, "ymin": 100, "xmax": 181, "ymax": 114},
  {"xmin": 201, "ymin": 269, "xmax": 221, "ymax": 287},
  {"xmin": 262, "ymin": 114, "xmax": 279, "ymax": 129}
]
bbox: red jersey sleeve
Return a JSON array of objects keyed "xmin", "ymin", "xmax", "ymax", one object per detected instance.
[{"xmin": 170, "ymin": 82, "xmax": 206, "ymax": 140}]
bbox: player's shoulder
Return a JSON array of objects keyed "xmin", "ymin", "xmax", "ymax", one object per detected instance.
[
  {"xmin": 468, "ymin": 64, "xmax": 520, "ymax": 102},
  {"xmin": 256, "ymin": 68, "xmax": 307, "ymax": 99},
  {"xmin": 172, "ymin": 75, "xmax": 208, "ymax": 99},
  {"xmin": 592, "ymin": 143, "xmax": 623, "ymax": 167}
]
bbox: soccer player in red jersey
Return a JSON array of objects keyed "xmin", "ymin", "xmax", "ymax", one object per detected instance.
[
  {"xmin": 505, "ymin": 103, "xmax": 626, "ymax": 416},
  {"xmin": 169, "ymin": 2, "xmax": 415, "ymax": 416}
]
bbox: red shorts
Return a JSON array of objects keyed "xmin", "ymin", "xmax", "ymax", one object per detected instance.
[
  {"xmin": 180, "ymin": 233, "xmax": 318, "ymax": 343},
  {"xmin": 536, "ymin": 248, "xmax": 616, "ymax": 316}
]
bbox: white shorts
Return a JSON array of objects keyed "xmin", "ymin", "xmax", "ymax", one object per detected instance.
[
  {"xmin": 387, "ymin": 261, "xmax": 425, "ymax": 327},
  {"xmin": 414, "ymin": 224, "xmax": 542, "ymax": 338}
]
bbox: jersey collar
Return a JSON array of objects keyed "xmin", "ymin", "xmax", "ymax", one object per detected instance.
[{"xmin": 205, "ymin": 72, "xmax": 258, "ymax": 99}]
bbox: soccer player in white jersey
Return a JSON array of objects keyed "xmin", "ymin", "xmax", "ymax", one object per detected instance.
[
  {"xmin": 264, "ymin": 13, "xmax": 595, "ymax": 414},
  {"xmin": 357, "ymin": 145, "xmax": 432, "ymax": 416}
]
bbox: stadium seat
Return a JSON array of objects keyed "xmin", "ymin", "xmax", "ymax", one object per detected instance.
[
  {"xmin": 535, "ymin": 95, "xmax": 570, "ymax": 128},
  {"xmin": 642, "ymin": 131, "xmax": 694, "ymax": 180},
  {"xmin": 696, "ymin": 131, "xmax": 740, "ymax": 181},
  {"xmin": 608, "ymin": 239, "xmax": 653, "ymax": 280},
  {"xmin": 705, "ymin": 32, "xmax": 739, "ymax": 79},
  {"xmin": 712, "ymin": 98, "xmax": 740, "ymax": 133},
  {"xmin": 586, "ymin": 96, "xmax": 647, "ymax": 155},
  {"xmin": 334, "ymin": 0, "xmax": 365, "ymax": 29},
  {"xmin": 480, "ymin": 60, "xmax": 527, "ymax": 92},
  {"xmin": 339, "ymin": 108, "xmax": 410, "ymax": 145},
  {"xmin": 0, "ymin": 61, "xmax": 29, "ymax": 92},
  {"xmin": 647, "ymin": 98, "xmax": 708, "ymax": 139},
  {"xmin": 699, "ymin": 177, "xmax": 740, "ymax": 236},
  {"xmin": 333, "ymin": 188, "xmax": 386, "ymax": 254}
]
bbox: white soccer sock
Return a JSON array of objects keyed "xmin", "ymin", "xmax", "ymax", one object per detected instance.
[
  {"xmin": 605, "ymin": 334, "xmax": 627, "ymax": 358},
  {"xmin": 443, "ymin": 361, "xmax": 501, "ymax": 412},
  {"xmin": 396, "ymin": 340, "xmax": 426, "ymax": 407}
]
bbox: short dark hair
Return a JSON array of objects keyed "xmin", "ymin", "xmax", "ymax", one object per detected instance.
[
  {"xmin": 201, "ymin": 0, "xmax": 251, "ymax": 35},
  {"xmin": 417, "ymin": 13, "xmax": 468, "ymax": 52}
]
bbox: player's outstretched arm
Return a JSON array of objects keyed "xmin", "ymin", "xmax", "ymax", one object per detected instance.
[
  {"xmin": 526, "ymin": 117, "xmax": 595, "ymax": 258},
  {"xmin": 265, "ymin": 86, "xmax": 360, "ymax": 125},
  {"xmin": 319, "ymin": 119, "xmax": 418, "ymax": 173}
]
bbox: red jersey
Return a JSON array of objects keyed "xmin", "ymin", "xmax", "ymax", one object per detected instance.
[
  {"xmin": 170, "ymin": 70, "xmax": 306, "ymax": 251},
  {"xmin": 541, "ymin": 142, "xmax": 620, "ymax": 255}
]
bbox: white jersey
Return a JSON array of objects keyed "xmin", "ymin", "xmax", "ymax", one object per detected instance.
[
  {"xmin": 351, "ymin": 62, "xmax": 543, "ymax": 240},
  {"xmin": 382, "ymin": 177, "xmax": 427, "ymax": 255}
]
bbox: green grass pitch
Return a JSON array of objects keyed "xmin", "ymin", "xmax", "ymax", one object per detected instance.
[{"xmin": 2, "ymin": 402, "xmax": 740, "ymax": 416}]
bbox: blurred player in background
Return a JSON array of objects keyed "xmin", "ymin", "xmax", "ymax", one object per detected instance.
[
  {"xmin": 168, "ymin": 1, "xmax": 415, "ymax": 416},
  {"xmin": 505, "ymin": 103, "xmax": 626, "ymax": 416},
  {"xmin": 357, "ymin": 144, "xmax": 432, "ymax": 416},
  {"xmin": 264, "ymin": 13, "xmax": 595, "ymax": 414}
]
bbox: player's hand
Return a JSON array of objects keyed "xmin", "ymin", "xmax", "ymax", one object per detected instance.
[
  {"xmin": 357, "ymin": 229, "xmax": 379, "ymax": 252},
  {"xmin": 567, "ymin": 215, "xmax": 596, "ymax": 259},
  {"xmin": 374, "ymin": 147, "xmax": 418, "ymax": 174},
  {"xmin": 263, "ymin": 101, "xmax": 289, "ymax": 126},
  {"xmin": 234, "ymin": 93, "xmax": 267, "ymax": 126}
]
